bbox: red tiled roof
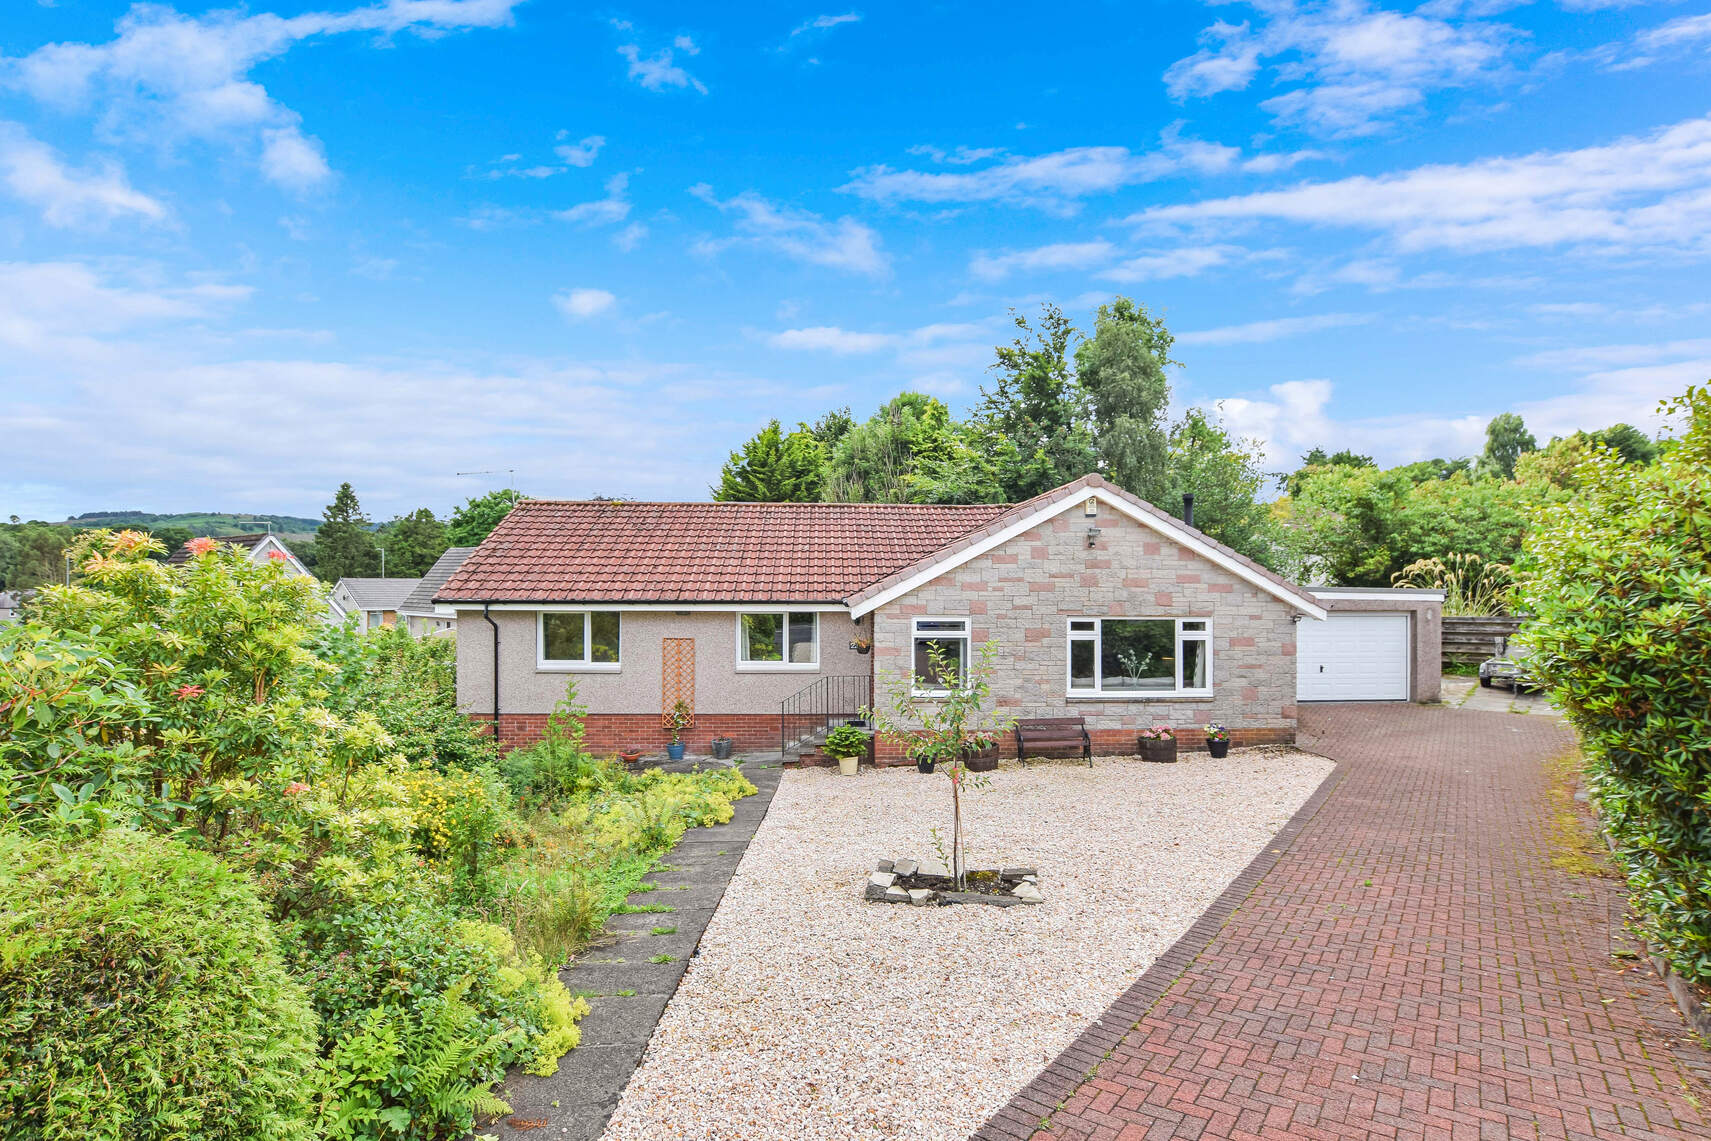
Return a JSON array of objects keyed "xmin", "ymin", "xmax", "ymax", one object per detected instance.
[{"xmin": 436, "ymin": 500, "xmax": 1012, "ymax": 604}]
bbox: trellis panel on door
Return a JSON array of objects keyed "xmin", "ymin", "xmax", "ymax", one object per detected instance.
[{"xmin": 661, "ymin": 638, "xmax": 695, "ymax": 728}]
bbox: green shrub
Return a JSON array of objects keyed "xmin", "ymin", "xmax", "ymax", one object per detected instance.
[
  {"xmin": 821, "ymin": 724, "xmax": 869, "ymax": 760},
  {"xmin": 1519, "ymin": 383, "xmax": 1711, "ymax": 981},
  {"xmin": 0, "ymin": 828, "xmax": 319, "ymax": 1141}
]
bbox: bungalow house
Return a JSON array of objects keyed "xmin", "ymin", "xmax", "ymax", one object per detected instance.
[
  {"xmin": 396, "ymin": 547, "xmax": 477, "ymax": 637},
  {"xmin": 167, "ymin": 532, "xmax": 313, "ymax": 578},
  {"xmin": 437, "ymin": 474, "xmax": 1441, "ymax": 760},
  {"xmin": 330, "ymin": 577, "xmax": 422, "ymax": 632}
]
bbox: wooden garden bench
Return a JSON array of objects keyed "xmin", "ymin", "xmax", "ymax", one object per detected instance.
[{"xmin": 1014, "ymin": 716, "xmax": 1092, "ymax": 766}]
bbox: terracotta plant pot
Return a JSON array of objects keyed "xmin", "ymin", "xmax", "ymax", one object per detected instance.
[
  {"xmin": 619, "ymin": 749, "xmax": 644, "ymax": 765},
  {"xmin": 1207, "ymin": 738, "xmax": 1231, "ymax": 759},
  {"xmin": 1139, "ymin": 737, "xmax": 1177, "ymax": 764}
]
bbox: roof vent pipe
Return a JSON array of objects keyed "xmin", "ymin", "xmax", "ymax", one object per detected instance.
[{"xmin": 1182, "ymin": 493, "xmax": 1195, "ymax": 528}]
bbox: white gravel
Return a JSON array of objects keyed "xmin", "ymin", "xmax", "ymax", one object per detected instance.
[{"xmin": 602, "ymin": 748, "xmax": 1333, "ymax": 1141}]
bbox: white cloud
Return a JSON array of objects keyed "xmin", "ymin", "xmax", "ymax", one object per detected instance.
[
  {"xmin": 555, "ymin": 172, "xmax": 632, "ymax": 226},
  {"xmin": 617, "ymin": 42, "xmax": 708, "ymax": 94},
  {"xmin": 259, "ymin": 124, "xmax": 331, "ymax": 191},
  {"xmin": 1607, "ymin": 12, "xmax": 1711, "ymax": 69},
  {"xmin": 1130, "ymin": 114, "xmax": 1711, "ymax": 257},
  {"xmin": 613, "ymin": 222, "xmax": 648, "ymax": 251},
  {"xmin": 768, "ymin": 326, "xmax": 896, "ymax": 352},
  {"xmin": 691, "ymin": 184, "xmax": 888, "ymax": 277},
  {"xmin": 841, "ymin": 129, "xmax": 1292, "ymax": 212},
  {"xmin": 0, "ymin": 122, "xmax": 166, "ymax": 226},
  {"xmin": 790, "ymin": 13, "xmax": 861, "ymax": 37},
  {"xmin": 1207, "ymin": 378, "xmax": 1488, "ymax": 473},
  {"xmin": 553, "ymin": 288, "xmax": 616, "ymax": 319},
  {"xmin": 906, "ymin": 144, "xmax": 1003, "ymax": 166},
  {"xmin": 0, "ymin": 261, "xmax": 247, "ymax": 351},
  {"xmin": 1515, "ymin": 338, "xmax": 1711, "ymax": 371},
  {"xmin": 555, "ymin": 134, "xmax": 606, "ymax": 167},
  {"xmin": 5, "ymin": 0, "xmax": 522, "ymax": 188},
  {"xmin": 969, "ymin": 240, "xmax": 1118, "ymax": 281},
  {"xmin": 1165, "ymin": 1, "xmax": 1518, "ymax": 136},
  {"xmin": 1177, "ymin": 312, "xmax": 1373, "ymax": 347},
  {"xmin": 1100, "ymin": 245, "xmax": 1247, "ymax": 283}
]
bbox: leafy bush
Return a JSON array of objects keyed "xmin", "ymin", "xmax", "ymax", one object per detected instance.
[
  {"xmin": 498, "ymin": 681, "xmax": 610, "ymax": 809},
  {"xmin": 821, "ymin": 724, "xmax": 869, "ymax": 760},
  {"xmin": 1519, "ymin": 384, "xmax": 1711, "ymax": 982},
  {"xmin": 0, "ymin": 828, "xmax": 319, "ymax": 1141}
]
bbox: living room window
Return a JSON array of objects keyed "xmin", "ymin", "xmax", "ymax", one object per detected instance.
[
  {"xmin": 912, "ymin": 617, "xmax": 970, "ymax": 695},
  {"xmin": 736, "ymin": 611, "xmax": 819, "ymax": 669},
  {"xmin": 538, "ymin": 611, "xmax": 622, "ymax": 670},
  {"xmin": 1067, "ymin": 617, "xmax": 1211, "ymax": 697}
]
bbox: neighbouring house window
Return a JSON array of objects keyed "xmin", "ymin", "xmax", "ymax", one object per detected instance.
[
  {"xmin": 366, "ymin": 610, "xmax": 382, "ymax": 627},
  {"xmin": 1067, "ymin": 618, "xmax": 1211, "ymax": 696},
  {"xmin": 539, "ymin": 611, "xmax": 622, "ymax": 669},
  {"xmin": 912, "ymin": 617, "xmax": 970, "ymax": 694},
  {"xmin": 737, "ymin": 611, "xmax": 819, "ymax": 667}
]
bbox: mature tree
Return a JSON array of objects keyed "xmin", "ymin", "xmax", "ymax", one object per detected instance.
[
  {"xmin": 976, "ymin": 304, "xmax": 1096, "ymax": 500},
  {"xmin": 446, "ymin": 489, "xmax": 524, "ymax": 547},
  {"xmin": 1517, "ymin": 423, "xmax": 1660, "ymax": 489},
  {"xmin": 822, "ymin": 393, "xmax": 959, "ymax": 503},
  {"xmin": 805, "ymin": 407, "xmax": 855, "ymax": 451},
  {"xmin": 1279, "ymin": 447, "xmax": 1377, "ymax": 497},
  {"xmin": 1393, "ymin": 456, "xmax": 1472, "ymax": 484},
  {"xmin": 712, "ymin": 420, "xmax": 827, "ymax": 502},
  {"xmin": 1589, "ymin": 422, "xmax": 1658, "ymax": 465},
  {"xmin": 0, "ymin": 523, "xmax": 73, "ymax": 589},
  {"xmin": 379, "ymin": 508, "xmax": 451, "ymax": 576},
  {"xmin": 313, "ymin": 482, "xmax": 380, "ymax": 582},
  {"xmin": 1477, "ymin": 412, "xmax": 1537, "ymax": 480},
  {"xmin": 1165, "ymin": 407, "xmax": 1281, "ymax": 569},
  {"xmin": 1075, "ymin": 296, "xmax": 1175, "ymax": 504}
]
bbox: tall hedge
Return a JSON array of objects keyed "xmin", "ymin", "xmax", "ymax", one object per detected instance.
[
  {"xmin": 1520, "ymin": 384, "xmax": 1711, "ymax": 981},
  {"xmin": 0, "ymin": 828, "xmax": 319, "ymax": 1140}
]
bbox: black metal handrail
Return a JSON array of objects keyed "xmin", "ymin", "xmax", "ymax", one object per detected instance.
[{"xmin": 780, "ymin": 674, "xmax": 872, "ymax": 755}]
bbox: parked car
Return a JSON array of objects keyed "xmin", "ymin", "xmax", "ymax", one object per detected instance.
[{"xmin": 1479, "ymin": 637, "xmax": 1535, "ymax": 693}]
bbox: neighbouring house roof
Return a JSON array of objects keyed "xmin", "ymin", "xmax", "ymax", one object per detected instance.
[
  {"xmin": 843, "ymin": 474, "xmax": 1327, "ymax": 619},
  {"xmin": 398, "ymin": 547, "xmax": 477, "ymax": 616},
  {"xmin": 336, "ymin": 577, "xmax": 422, "ymax": 611},
  {"xmin": 437, "ymin": 500, "xmax": 1011, "ymax": 604},
  {"xmin": 166, "ymin": 532, "xmax": 273, "ymax": 564}
]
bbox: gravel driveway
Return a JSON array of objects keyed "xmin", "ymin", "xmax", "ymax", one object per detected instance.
[{"xmin": 602, "ymin": 749, "xmax": 1334, "ymax": 1141}]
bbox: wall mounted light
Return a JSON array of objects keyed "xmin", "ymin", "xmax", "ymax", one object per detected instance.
[{"xmin": 1085, "ymin": 525, "xmax": 1102, "ymax": 548}]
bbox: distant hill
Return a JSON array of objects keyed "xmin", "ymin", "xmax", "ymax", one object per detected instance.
[{"xmin": 58, "ymin": 512, "xmax": 321, "ymax": 540}]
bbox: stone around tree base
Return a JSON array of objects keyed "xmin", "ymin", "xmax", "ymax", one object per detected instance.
[{"xmin": 864, "ymin": 860, "xmax": 1044, "ymax": 906}]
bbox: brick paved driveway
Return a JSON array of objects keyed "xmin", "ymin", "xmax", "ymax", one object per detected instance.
[{"xmin": 977, "ymin": 703, "xmax": 1711, "ymax": 1141}]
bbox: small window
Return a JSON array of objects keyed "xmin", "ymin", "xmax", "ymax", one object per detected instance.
[
  {"xmin": 1066, "ymin": 617, "xmax": 1212, "ymax": 697},
  {"xmin": 736, "ymin": 611, "xmax": 819, "ymax": 668},
  {"xmin": 912, "ymin": 618, "xmax": 970, "ymax": 694},
  {"xmin": 539, "ymin": 611, "xmax": 622, "ymax": 669},
  {"xmin": 366, "ymin": 610, "xmax": 382, "ymax": 626}
]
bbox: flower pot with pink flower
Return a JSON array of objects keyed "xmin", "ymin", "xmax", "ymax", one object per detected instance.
[
  {"xmin": 1204, "ymin": 723, "xmax": 1231, "ymax": 759},
  {"xmin": 1137, "ymin": 725, "xmax": 1177, "ymax": 763}
]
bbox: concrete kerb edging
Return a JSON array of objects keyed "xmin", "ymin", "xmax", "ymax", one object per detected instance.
[
  {"xmin": 1594, "ymin": 829, "xmax": 1711, "ymax": 1040},
  {"xmin": 970, "ymin": 753, "xmax": 1351, "ymax": 1141}
]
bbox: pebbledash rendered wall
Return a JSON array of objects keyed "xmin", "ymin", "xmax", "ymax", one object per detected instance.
[
  {"xmin": 455, "ymin": 607, "xmax": 867, "ymax": 753},
  {"xmin": 867, "ymin": 499, "xmax": 1302, "ymax": 760}
]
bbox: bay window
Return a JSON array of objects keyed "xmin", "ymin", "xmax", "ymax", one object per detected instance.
[
  {"xmin": 538, "ymin": 611, "xmax": 621, "ymax": 670},
  {"xmin": 1067, "ymin": 618, "xmax": 1211, "ymax": 697}
]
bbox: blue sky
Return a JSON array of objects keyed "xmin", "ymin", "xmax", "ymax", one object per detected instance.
[{"xmin": 2, "ymin": 0, "xmax": 1708, "ymax": 520}]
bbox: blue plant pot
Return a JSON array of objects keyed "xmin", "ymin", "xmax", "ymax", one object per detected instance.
[{"xmin": 666, "ymin": 742, "xmax": 687, "ymax": 761}]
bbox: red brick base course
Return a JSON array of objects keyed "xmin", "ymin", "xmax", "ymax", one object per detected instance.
[{"xmin": 472, "ymin": 713, "xmax": 784, "ymax": 754}]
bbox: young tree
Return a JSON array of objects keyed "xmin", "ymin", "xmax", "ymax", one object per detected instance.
[
  {"xmin": 1165, "ymin": 407, "xmax": 1281, "ymax": 569},
  {"xmin": 976, "ymin": 304, "xmax": 1096, "ymax": 501},
  {"xmin": 314, "ymin": 482, "xmax": 380, "ymax": 582},
  {"xmin": 1477, "ymin": 412, "xmax": 1537, "ymax": 480},
  {"xmin": 1075, "ymin": 297, "xmax": 1175, "ymax": 504},
  {"xmin": 379, "ymin": 508, "xmax": 451, "ymax": 576},
  {"xmin": 446, "ymin": 489, "xmax": 524, "ymax": 547},
  {"xmin": 712, "ymin": 420, "xmax": 827, "ymax": 502}
]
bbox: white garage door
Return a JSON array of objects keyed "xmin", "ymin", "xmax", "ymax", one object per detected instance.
[{"xmin": 1297, "ymin": 613, "xmax": 1409, "ymax": 702}]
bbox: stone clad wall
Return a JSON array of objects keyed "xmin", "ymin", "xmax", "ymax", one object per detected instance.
[{"xmin": 869, "ymin": 500, "xmax": 1300, "ymax": 757}]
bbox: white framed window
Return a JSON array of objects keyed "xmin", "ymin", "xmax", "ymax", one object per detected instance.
[
  {"xmin": 537, "ymin": 611, "xmax": 622, "ymax": 671},
  {"xmin": 366, "ymin": 610, "xmax": 382, "ymax": 627},
  {"xmin": 736, "ymin": 611, "xmax": 819, "ymax": 670},
  {"xmin": 911, "ymin": 617, "xmax": 970, "ymax": 695},
  {"xmin": 1067, "ymin": 617, "xmax": 1211, "ymax": 698}
]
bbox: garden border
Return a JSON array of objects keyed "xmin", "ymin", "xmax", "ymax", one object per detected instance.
[{"xmin": 971, "ymin": 754, "xmax": 1349, "ymax": 1141}]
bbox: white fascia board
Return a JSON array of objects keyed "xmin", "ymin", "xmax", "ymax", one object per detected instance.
[
  {"xmin": 443, "ymin": 601, "xmax": 853, "ymax": 614},
  {"xmin": 849, "ymin": 485, "xmax": 1328, "ymax": 621},
  {"xmin": 1311, "ymin": 589, "xmax": 1445, "ymax": 602}
]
